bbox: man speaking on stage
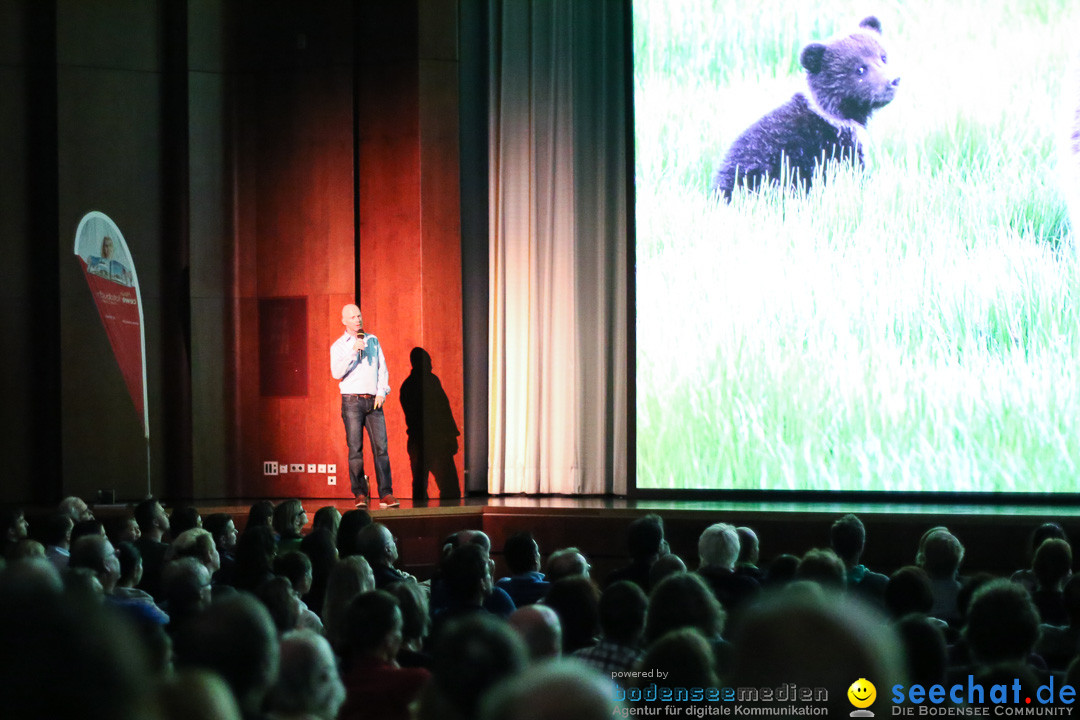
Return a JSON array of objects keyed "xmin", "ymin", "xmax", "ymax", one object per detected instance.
[{"xmin": 330, "ymin": 304, "xmax": 397, "ymax": 508}]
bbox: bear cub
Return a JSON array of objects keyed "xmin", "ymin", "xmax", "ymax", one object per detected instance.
[{"xmin": 712, "ymin": 17, "xmax": 900, "ymax": 201}]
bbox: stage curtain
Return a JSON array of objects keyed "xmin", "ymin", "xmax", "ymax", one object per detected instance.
[{"xmin": 487, "ymin": 0, "xmax": 628, "ymax": 495}]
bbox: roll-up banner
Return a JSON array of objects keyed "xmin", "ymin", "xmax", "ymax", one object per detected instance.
[{"xmin": 73, "ymin": 212, "xmax": 149, "ymax": 446}]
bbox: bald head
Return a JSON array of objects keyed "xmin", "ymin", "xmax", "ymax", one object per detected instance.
[
  {"xmin": 509, "ymin": 604, "xmax": 562, "ymax": 661},
  {"xmin": 341, "ymin": 305, "xmax": 363, "ymax": 337}
]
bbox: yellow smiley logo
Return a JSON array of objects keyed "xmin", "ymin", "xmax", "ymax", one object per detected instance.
[{"xmin": 847, "ymin": 678, "xmax": 876, "ymax": 709}]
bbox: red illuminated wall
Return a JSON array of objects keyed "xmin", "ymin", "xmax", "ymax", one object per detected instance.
[{"xmin": 233, "ymin": 0, "xmax": 464, "ymax": 500}]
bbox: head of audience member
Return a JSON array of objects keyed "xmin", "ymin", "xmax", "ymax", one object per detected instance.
[
  {"xmin": 68, "ymin": 534, "xmax": 121, "ymax": 594},
  {"xmin": 452, "ymin": 528, "xmax": 493, "ymax": 554},
  {"xmin": 358, "ymin": 522, "xmax": 399, "ymax": 569},
  {"xmin": 763, "ymin": 553, "xmax": 800, "ymax": 587},
  {"xmin": 59, "ymin": 495, "xmax": 94, "ymax": 522},
  {"xmin": 649, "ymin": 552, "xmax": 686, "ymax": 588},
  {"xmin": 171, "ymin": 528, "xmax": 222, "ymax": 574},
  {"xmin": 173, "ymin": 593, "xmax": 280, "ymax": 719},
  {"xmin": 626, "ymin": 513, "xmax": 666, "ymax": 562},
  {"xmin": 247, "ymin": 500, "xmax": 275, "ymax": 533},
  {"xmin": 203, "ymin": 513, "xmax": 238, "ymax": 555},
  {"xmin": 442, "ymin": 542, "xmax": 494, "ymax": 607},
  {"xmin": 480, "ymin": 659, "xmax": 618, "ymax": 720},
  {"xmin": 161, "ymin": 556, "xmax": 213, "ymax": 627},
  {"xmin": 43, "ymin": 512, "xmax": 75, "ymax": 551},
  {"xmin": 266, "ymin": 630, "xmax": 346, "ymax": 720},
  {"xmin": 542, "ymin": 575, "xmax": 601, "ymax": 654},
  {"xmin": 336, "ymin": 509, "xmax": 372, "ymax": 557},
  {"xmin": 1, "ymin": 506, "xmax": 29, "ymax": 557},
  {"xmin": 503, "ymin": 531, "xmax": 543, "ymax": 576},
  {"xmin": 312, "ymin": 506, "xmax": 341, "ymax": 540},
  {"xmin": 964, "ymin": 578, "xmax": 1040, "ymax": 666},
  {"xmin": 1026, "ymin": 522, "xmax": 1068, "ymax": 564},
  {"xmin": 1032, "ymin": 537, "xmax": 1072, "ymax": 592},
  {"xmin": 419, "ymin": 614, "xmax": 529, "ymax": 720},
  {"xmin": 698, "ymin": 523, "xmax": 740, "ymax": 571},
  {"xmin": 545, "ymin": 547, "xmax": 590, "ymax": 582},
  {"xmin": 134, "ymin": 497, "xmax": 170, "ymax": 542},
  {"xmin": 386, "ymin": 579, "xmax": 431, "ymax": 654},
  {"xmin": 917, "ymin": 527, "xmax": 964, "ymax": 580},
  {"xmin": 0, "ymin": 568, "xmax": 153, "ymax": 719},
  {"xmin": 233, "ymin": 524, "xmax": 277, "ymax": 591},
  {"xmin": 343, "ymin": 589, "xmax": 404, "ymax": 665},
  {"xmin": 322, "ymin": 555, "xmax": 375, "ymax": 653},
  {"xmin": 956, "ymin": 572, "xmax": 996, "ymax": 624},
  {"xmin": 509, "ymin": 604, "xmax": 562, "ymax": 661},
  {"xmin": 275, "ymin": 550, "xmax": 314, "ymax": 598},
  {"xmin": 116, "ymin": 541, "xmax": 143, "ymax": 589},
  {"xmin": 156, "ymin": 669, "xmax": 242, "ymax": 720},
  {"xmin": 730, "ymin": 591, "xmax": 904, "ymax": 717},
  {"xmin": 638, "ymin": 627, "xmax": 718, "ymax": 691},
  {"xmin": 299, "ymin": 527, "xmax": 338, "ymax": 608},
  {"xmin": 599, "ymin": 580, "xmax": 648, "ymax": 647},
  {"xmin": 71, "ymin": 518, "xmax": 107, "ymax": 546},
  {"xmin": 644, "ymin": 571, "xmax": 726, "ymax": 646},
  {"xmin": 736, "ymin": 526, "xmax": 760, "ymax": 567},
  {"xmin": 796, "ymin": 548, "xmax": 846, "ymax": 590},
  {"xmin": 885, "ymin": 566, "xmax": 934, "ymax": 619},
  {"xmin": 830, "ymin": 513, "xmax": 867, "ymax": 568},
  {"xmin": 273, "ymin": 499, "xmax": 307, "ymax": 541},
  {"xmin": 256, "ymin": 575, "xmax": 302, "ymax": 635},
  {"xmin": 65, "ymin": 566, "xmax": 105, "ymax": 598},
  {"xmin": 106, "ymin": 513, "xmax": 142, "ymax": 545},
  {"xmin": 170, "ymin": 506, "xmax": 202, "ymax": 538},
  {"xmin": 895, "ymin": 613, "xmax": 948, "ymax": 688}
]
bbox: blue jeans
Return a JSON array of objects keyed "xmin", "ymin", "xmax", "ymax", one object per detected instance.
[{"xmin": 341, "ymin": 394, "xmax": 393, "ymax": 498}]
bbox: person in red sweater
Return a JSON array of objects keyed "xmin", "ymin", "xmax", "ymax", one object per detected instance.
[{"xmin": 338, "ymin": 590, "xmax": 430, "ymax": 720}]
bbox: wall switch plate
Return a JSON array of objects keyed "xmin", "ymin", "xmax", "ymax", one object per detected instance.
[
  {"xmin": 279, "ymin": 464, "xmax": 288, "ymax": 474},
  {"xmin": 317, "ymin": 464, "xmax": 327, "ymax": 474},
  {"xmin": 263, "ymin": 461, "xmax": 278, "ymax": 476},
  {"xmin": 307, "ymin": 464, "xmax": 316, "ymax": 473},
  {"xmin": 327, "ymin": 475, "xmax": 336, "ymax": 485},
  {"xmin": 290, "ymin": 464, "xmax": 304, "ymax": 473},
  {"xmin": 328, "ymin": 464, "xmax": 336, "ymax": 474}
]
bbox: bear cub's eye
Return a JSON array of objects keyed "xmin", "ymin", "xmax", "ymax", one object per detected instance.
[{"xmin": 856, "ymin": 65, "xmax": 867, "ymax": 76}]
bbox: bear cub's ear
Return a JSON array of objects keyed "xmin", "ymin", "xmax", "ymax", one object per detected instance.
[
  {"xmin": 801, "ymin": 43, "xmax": 827, "ymax": 74},
  {"xmin": 859, "ymin": 16, "xmax": 882, "ymax": 34}
]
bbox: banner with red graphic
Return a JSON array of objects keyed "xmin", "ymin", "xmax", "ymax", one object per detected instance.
[{"xmin": 73, "ymin": 211, "xmax": 149, "ymax": 438}]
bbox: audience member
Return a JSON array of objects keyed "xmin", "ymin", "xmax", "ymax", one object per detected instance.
[
  {"xmin": 605, "ymin": 513, "xmax": 666, "ymax": 592},
  {"xmin": 885, "ymin": 565, "xmax": 935, "ymax": 620},
  {"xmin": 106, "ymin": 512, "xmax": 142, "ymax": 546},
  {"xmin": 796, "ymin": 547, "xmax": 847, "ymax": 590},
  {"xmin": 895, "ymin": 612, "xmax": 948, "ymax": 688},
  {"xmin": 645, "ymin": 571, "xmax": 728, "ymax": 672},
  {"xmin": 203, "ymin": 512, "xmax": 238, "ymax": 585},
  {"xmin": 735, "ymin": 525, "xmax": 765, "ymax": 583},
  {"xmin": 59, "ymin": 495, "xmax": 94, "ymax": 522},
  {"xmin": 68, "ymin": 533, "xmax": 121, "ymax": 595},
  {"xmin": 157, "ymin": 669, "xmax": 243, "ymax": 720},
  {"xmin": 275, "ymin": 549, "xmax": 324, "ymax": 632},
  {"xmin": 312, "ymin": 505, "xmax": 342, "ymax": 542},
  {"xmin": 113, "ymin": 540, "xmax": 170, "ymax": 625},
  {"xmin": 636, "ymin": 628, "xmax": 718, "ymax": 713},
  {"xmin": 432, "ymin": 542, "xmax": 496, "ymax": 636},
  {"xmin": 1037, "ymin": 573, "xmax": 1080, "ymax": 671},
  {"xmin": 542, "ymin": 575, "xmax": 600, "ymax": 654},
  {"xmin": 416, "ymin": 613, "xmax": 528, "ymax": 720},
  {"xmin": 432, "ymin": 528, "xmax": 516, "ymax": 619},
  {"xmin": 170, "ymin": 505, "xmax": 202, "ymax": 538},
  {"xmin": 299, "ymin": 526, "xmax": 338, "ymax": 619},
  {"xmin": 160, "ymin": 556, "xmax": 213, "ymax": 633},
  {"xmin": 247, "ymin": 500, "xmax": 275, "ymax": 534},
  {"xmin": 233, "ymin": 524, "xmax": 277, "ymax": 592},
  {"xmin": 830, "ymin": 513, "xmax": 889, "ymax": 605},
  {"xmin": 961, "ymin": 578, "xmax": 1042, "ymax": 673},
  {"xmin": 696, "ymin": 522, "xmax": 760, "ymax": 617},
  {"xmin": 42, "ymin": 513, "xmax": 74, "ymax": 570},
  {"xmin": 496, "ymin": 531, "xmax": 550, "ymax": 606},
  {"xmin": 648, "ymin": 552, "xmax": 686, "ymax": 588},
  {"xmin": 917, "ymin": 527, "xmax": 965, "ymax": 626},
  {"xmin": 386, "ymin": 579, "xmax": 433, "ymax": 668},
  {"xmin": 266, "ymin": 630, "xmax": 346, "ymax": 720},
  {"xmin": 173, "ymin": 593, "xmax": 280, "ymax": 720},
  {"xmin": 71, "ymin": 518, "xmax": 107, "ymax": 545},
  {"xmin": 171, "ymin": 528, "xmax": 222, "ymax": 579},
  {"xmin": 338, "ymin": 590, "xmax": 431, "ymax": 720},
  {"xmin": 480, "ymin": 659, "xmax": 618, "ymax": 720},
  {"xmin": 1012, "ymin": 522, "xmax": 1068, "ymax": 593},
  {"xmin": 336, "ymin": 509, "xmax": 372, "ymax": 558},
  {"xmin": 545, "ymin": 547, "xmax": 591, "ymax": 582},
  {"xmin": 134, "ymin": 497, "xmax": 171, "ymax": 599},
  {"xmin": 1, "ymin": 505, "xmax": 29, "ymax": 560},
  {"xmin": 763, "ymin": 553, "xmax": 800, "ymax": 588},
  {"xmin": 573, "ymin": 580, "xmax": 646, "ymax": 675},
  {"xmin": 9, "ymin": 538, "xmax": 45, "ymax": 561},
  {"xmin": 256, "ymin": 575, "xmax": 302, "ymax": 635},
  {"xmin": 323, "ymin": 555, "xmax": 376, "ymax": 654},
  {"xmin": 357, "ymin": 522, "xmax": 415, "ymax": 587},
  {"xmin": 273, "ymin": 499, "xmax": 307, "ymax": 553},
  {"xmin": 1030, "ymin": 537, "xmax": 1072, "ymax": 626},
  {"xmin": 509, "ymin": 604, "xmax": 562, "ymax": 661}
]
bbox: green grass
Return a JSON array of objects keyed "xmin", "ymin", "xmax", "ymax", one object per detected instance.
[{"xmin": 634, "ymin": 0, "xmax": 1080, "ymax": 493}]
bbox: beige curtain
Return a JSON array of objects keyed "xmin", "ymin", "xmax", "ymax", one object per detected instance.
[{"xmin": 487, "ymin": 0, "xmax": 628, "ymax": 495}]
